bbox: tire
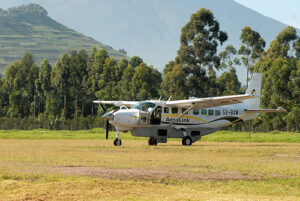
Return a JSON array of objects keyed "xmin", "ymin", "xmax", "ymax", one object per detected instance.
[
  {"xmin": 113, "ymin": 138, "xmax": 122, "ymax": 146},
  {"xmin": 182, "ymin": 136, "xmax": 192, "ymax": 146},
  {"xmin": 148, "ymin": 137, "xmax": 157, "ymax": 146}
]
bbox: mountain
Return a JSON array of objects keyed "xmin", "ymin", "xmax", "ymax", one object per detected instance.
[
  {"xmin": 0, "ymin": 4, "xmax": 127, "ymax": 72},
  {"xmin": 1, "ymin": 0, "xmax": 299, "ymax": 83}
]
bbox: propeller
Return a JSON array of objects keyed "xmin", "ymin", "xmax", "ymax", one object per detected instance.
[{"xmin": 99, "ymin": 103, "xmax": 110, "ymax": 140}]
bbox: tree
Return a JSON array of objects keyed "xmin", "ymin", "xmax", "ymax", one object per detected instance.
[
  {"xmin": 161, "ymin": 64, "xmax": 188, "ymax": 100},
  {"xmin": 131, "ymin": 63, "xmax": 162, "ymax": 100},
  {"xmin": 4, "ymin": 53, "xmax": 39, "ymax": 117},
  {"xmin": 129, "ymin": 56, "xmax": 143, "ymax": 68},
  {"xmin": 216, "ymin": 68, "xmax": 241, "ymax": 96},
  {"xmin": 176, "ymin": 8, "xmax": 227, "ymax": 97},
  {"xmin": 88, "ymin": 48, "xmax": 109, "ymax": 95},
  {"xmin": 118, "ymin": 64, "xmax": 135, "ymax": 101},
  {"xmin": 293, "ymin": 38, "xmax": 300, "ymax": 59},
  {"xmin": 177, "ymin": 8, "xmax": 227, "ymax": 68},
  {"xmin": 238, "ymin": 26, "xmax": 265, "ymax": 88},
  {"xmin": 76, "ymin": 49, "xmax": 88, "ymax": 117},
  {"xmin": 50, "ymin": 54, "xmax": 71, "ymax": 118},
  {"xmin": 96, "ymin": 57, "xmax": 117, "ymax": 101},
  {"xmin": 219, "ymin": 45, "xmax": 240, "ymax": 70},
  {"xmin": 35, "ymin": 59, "xmax": 52, "ymax": 115},
  {"xmin": 0, "ymin": 75, "xmax": 7, "ymax": 116},
  {"xmin": 268, "ymin": 26, "xmax": 297, "ymax": 58}
]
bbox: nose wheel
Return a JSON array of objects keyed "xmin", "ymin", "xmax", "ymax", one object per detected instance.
[
  {"xmin": 113, "ymin": 130, "xmax": 122, "ymax": 146},
  {"xmin": 113, "ymin": 138, "xmax": 122, "ymax": 146}
]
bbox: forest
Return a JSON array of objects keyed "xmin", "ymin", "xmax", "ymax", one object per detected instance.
[{"xmin": 0, "ymin": 8, "xmax": 299, "ymax": 131}]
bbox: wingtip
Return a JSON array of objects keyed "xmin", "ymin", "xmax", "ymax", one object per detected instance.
[{"xmin": 277, "ymin": 107, "xmax": 287, "ymax": 112}]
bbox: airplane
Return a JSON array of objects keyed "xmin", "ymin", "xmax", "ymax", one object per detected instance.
[{"xmin": 93, "ymin": 73, "xmax": 286, "ymax": 146}]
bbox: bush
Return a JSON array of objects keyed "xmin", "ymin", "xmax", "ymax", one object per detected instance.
[{"xmin": 0, "ymin": 116, "xmax": 106, "ymax": 130}]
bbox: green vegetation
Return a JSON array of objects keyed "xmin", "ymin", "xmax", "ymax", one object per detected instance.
[
  {"xmin": 0, "ymin": 129, "xmax": 299, "ymax": 143},
  {"xmin": 0, "ymin": 6, "xmax": 299, "ymax": 132},
  {"xmin": 0, "ymin": 139, "xmax": 299, "ymax": 200},
  {"xmin": 0, "ymin": 4, "xmax": 127, "ymax": 72}
]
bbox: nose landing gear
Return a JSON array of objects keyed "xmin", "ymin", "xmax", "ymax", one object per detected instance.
[
  {"xmin": 113, "ymin": 130, "xmax": 122, "ymax": 146},
  {"xmin": 113, "ymin": 138, "xmax": 122, "ymax": 146}
]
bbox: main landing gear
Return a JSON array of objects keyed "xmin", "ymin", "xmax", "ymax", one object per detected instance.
[
  {"xmin": 148, "ymin": 137, "xmax": 157, "ymax": 146},
  {"xmin": 113, "ymin": 130, "xmax": 122, "ymax": 146},
  {"xmin": 182, "ymin": 136, "xmax": 192, "ymax": 146}
]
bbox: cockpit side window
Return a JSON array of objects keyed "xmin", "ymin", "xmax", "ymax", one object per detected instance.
[{"xmin": 131, "ymin": 102, "xmax": 156, "ymax": 112}]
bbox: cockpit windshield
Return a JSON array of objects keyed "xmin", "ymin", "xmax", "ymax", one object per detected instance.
[{"xmin": 131, "ymin": 102, "xmax": 156, "ymax": 112}]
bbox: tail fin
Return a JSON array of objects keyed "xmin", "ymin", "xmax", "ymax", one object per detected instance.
[
  {"xmin": 243, "ymin": 73, "xmax": 262, "ymax": 109},
  {"xmin": 245, "ymin": 73, "xmax": 262, "ymax": 96}
]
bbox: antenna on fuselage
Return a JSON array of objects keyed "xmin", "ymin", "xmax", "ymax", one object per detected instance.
[
  {"xmin": 167, "ymin": 96, "xmax": 172, "ymax": 101},
  {"xmin": 158, "ymin": 96, "xmax": 162, "ymax": 101}
]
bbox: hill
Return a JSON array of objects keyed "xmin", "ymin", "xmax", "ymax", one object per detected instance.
[
  {"xmin": 2, "ymin": 0, "xmax": 298, "ymax": 84},
  {"xmin": 0, "ymin": 4, "xmax": 127, "ymax": 72}
]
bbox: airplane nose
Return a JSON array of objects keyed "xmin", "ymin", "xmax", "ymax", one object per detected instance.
[{"xmin": 102, "ymin": 111, "xmax": 114, "ymax": 121}]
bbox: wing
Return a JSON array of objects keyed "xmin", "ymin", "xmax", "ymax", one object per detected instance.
[
  {"xmin": 93, "ymin": 100, "xmax": 139, "ymax": 107},
  {"xmin": 166, "ymin": 94, "xmax": 257, "ymax": 109},
  {"xmin": 245, "ymin": 107, "xmax": 286, "ymax": 113}
]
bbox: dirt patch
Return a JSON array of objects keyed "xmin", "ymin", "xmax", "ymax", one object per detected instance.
[{"xmin": 51, "ymin": 166, "xmax": 262, "ymax": 181}]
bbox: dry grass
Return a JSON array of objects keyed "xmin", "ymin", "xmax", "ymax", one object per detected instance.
[{"xmin": 0, "ymin": 139, "xmax": 299, "ymax": 200}]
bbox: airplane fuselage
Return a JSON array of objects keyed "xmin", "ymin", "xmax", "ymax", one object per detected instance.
[{"xmin": 110, "ymin": 103, "xmax": 258, "ymax": 131}]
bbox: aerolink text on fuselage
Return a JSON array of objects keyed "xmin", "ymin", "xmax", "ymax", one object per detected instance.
[{"xmin": 165, "ymin": 117, "xmax": 191, "ymax": 123}]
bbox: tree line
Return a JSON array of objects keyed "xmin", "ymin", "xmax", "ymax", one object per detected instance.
[{"xmin": 0, "ymin": 8, "xmax": 299, "ymax": 131}]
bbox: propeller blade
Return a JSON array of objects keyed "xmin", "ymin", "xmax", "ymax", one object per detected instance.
[{"xmin": 106, "ymin": 120, "xmax": 109, "ymax": 140}]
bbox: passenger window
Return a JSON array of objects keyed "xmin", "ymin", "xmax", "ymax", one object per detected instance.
[
  {"xmin": 182, "ymin": 108, "xmax": 187, "ymax": 113},
  {"xmin": 208, "ymin": 109, "xmax": 214, "ymax": 116},
  {"xmin": 172, "ymin": 107, "xmax": 178, "ymax": 114},
  {"xmin": 201, "ymin": 109, "xmax": 207, "ymax": 115},
  {"xmin": 164, "ymin": 107, "xmax": 169, "ymax": 114},
  {"xmin": 215, "ymin": 110, "xmax": 221, "ymax": 116},
  {"xmin": 193, "ymin": 109, "xmax": 199, "ymax": 115}
]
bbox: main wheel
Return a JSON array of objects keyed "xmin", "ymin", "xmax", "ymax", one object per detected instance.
[
  {"xmin": 113, "ymin": 138, "xmax": 122, "ymax": 146},
  {"xmin": 182, "ymin": 136, "xmax": 192, "ymax": 146},
  {"xmin": 148, "ymin": 137, "xmax": 157, "ymax": 146}
]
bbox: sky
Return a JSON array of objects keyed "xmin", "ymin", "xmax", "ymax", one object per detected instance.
[{"xmin": 235, "ymin": 0, "xmax": 300, "ymax": 29}]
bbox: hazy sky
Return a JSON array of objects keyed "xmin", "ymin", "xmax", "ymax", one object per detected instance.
[{"xmin": 235, "ymin": 0, "xmax": 300, "ymax": 29}]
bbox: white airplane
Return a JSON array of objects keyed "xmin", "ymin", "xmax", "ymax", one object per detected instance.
[{"xmin": 93, "ymin": 73, "xmax": 285, "ymax": 146}]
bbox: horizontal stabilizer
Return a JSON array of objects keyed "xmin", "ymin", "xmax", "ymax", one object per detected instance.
[{"xmin": 245, "ymin": 107, "xmax": 286, "ymax": 114}]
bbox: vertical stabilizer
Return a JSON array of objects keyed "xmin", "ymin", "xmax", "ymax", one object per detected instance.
[
  {"xmin": 243, "ymin": 73, "xmax": 262, "ymax": 109},
  {"xmin": 245, "ymin": 73, "xmax": 262, "ymax": 96}
]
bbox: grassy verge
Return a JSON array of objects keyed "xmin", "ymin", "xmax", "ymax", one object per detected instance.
[{"xmin": 0, "ymin": 129, "xmax": 298, "ymax": 143}]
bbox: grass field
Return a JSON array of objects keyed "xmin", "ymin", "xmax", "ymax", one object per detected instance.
[
  {"xmin": 0, "ymin": 129, "xmax": 299, "ymax": 142},
  {"xmin": 0, "ymin": 130, "xmax": 299, "ymax": 200}
]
